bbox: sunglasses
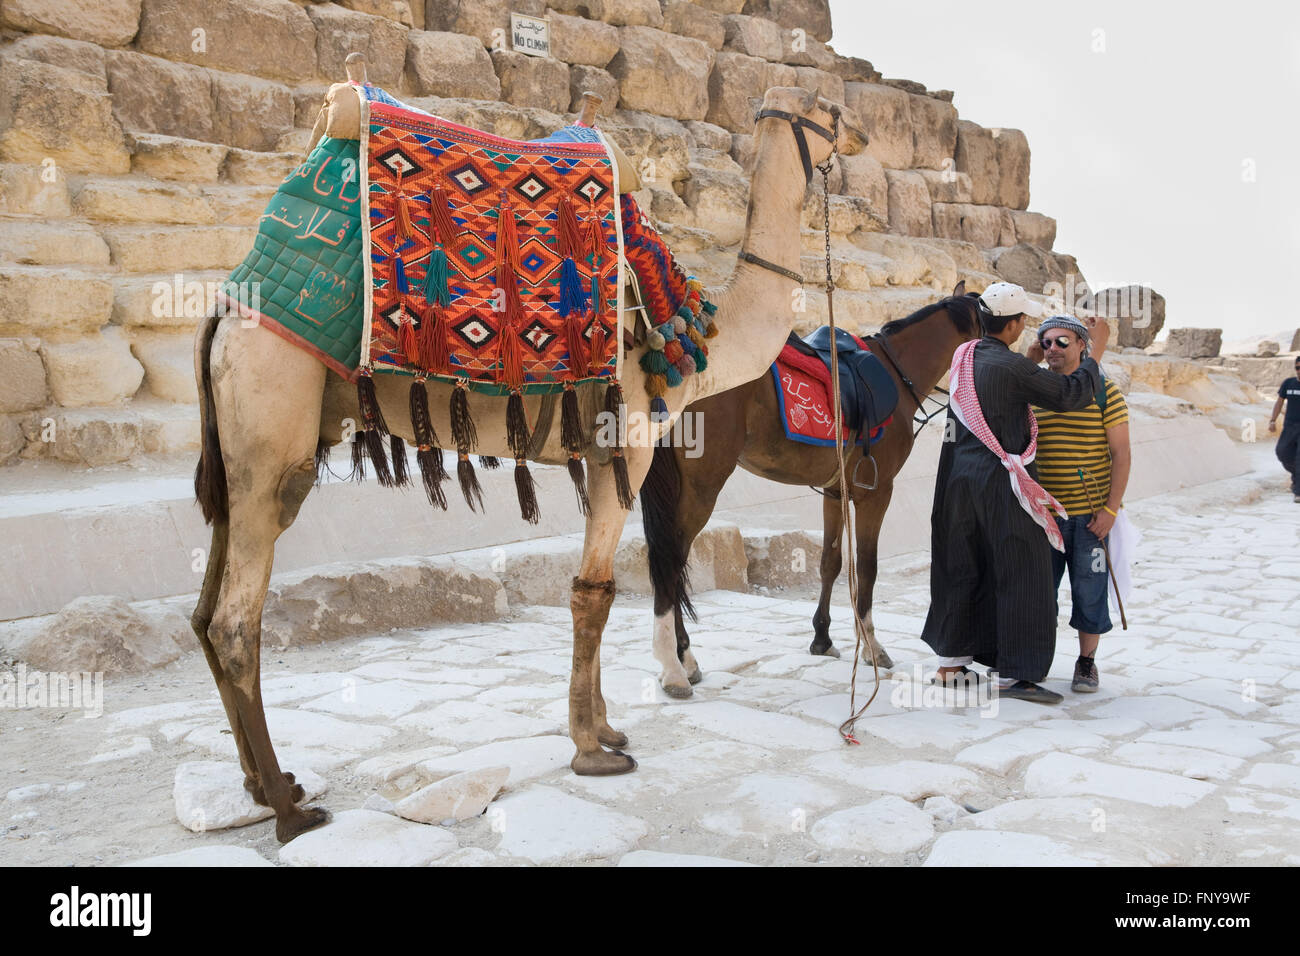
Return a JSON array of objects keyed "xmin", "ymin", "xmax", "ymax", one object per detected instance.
[{"xmin": 1039, "ymin": 335, "xmax": 1075, "ymax": 350}]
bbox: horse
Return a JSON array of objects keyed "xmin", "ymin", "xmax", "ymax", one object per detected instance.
[{"xmin": 640, "ymin": 285, "xmax": 982, "ymax": 697}]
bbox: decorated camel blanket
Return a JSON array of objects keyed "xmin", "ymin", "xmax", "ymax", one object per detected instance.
[{"xmin": 219, "ymin": 99, "xmax": 625, "ymax": 394}]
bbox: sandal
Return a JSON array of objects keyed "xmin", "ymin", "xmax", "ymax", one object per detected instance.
[{"xmin": 931, "ymin": 666, "xmax": 983, "ymax": 687}]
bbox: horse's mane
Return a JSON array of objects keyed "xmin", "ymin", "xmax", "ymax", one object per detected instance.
[{"xmin": 880, "ymin": 293, "xmax": 979, "ymax": 337}]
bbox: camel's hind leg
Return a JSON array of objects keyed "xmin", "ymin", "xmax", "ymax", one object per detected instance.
[{"xmin": 204, "ymin": 319, "xmax": 329, "ymax": 841}]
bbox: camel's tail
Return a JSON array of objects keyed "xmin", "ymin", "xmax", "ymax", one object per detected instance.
[
  {"xmin": 194, "ymin": 309, "xmax": 228, "ymax": 525},
  {"xmin": 640, "ymin": 442, "xmax": 697, "ymax": 624}
]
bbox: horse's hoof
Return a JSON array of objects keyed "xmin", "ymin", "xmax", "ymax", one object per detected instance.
[
  {"xmin": 571, "ymin": 749, "xmax": 638, "ymax": 776},
  {"xmin": 276, "ymin": 805, "xmax": 330, "ymax": 843},
  {"xmin": 686, "ymin": 664, "xmax": 703, "ymax": 685},
  {"xmin": 861, "ymin": 647, "xmax": 894, "ymax": 669},
  {"xmin": 661, "ymin": 679, "xmax": 694, "ymax": 699},
  {"xmin": 810, "ymin": 641, "xmax": 841, "ymax": 659},
  {"xmin": 597, "ymin": 726, "xmax": 629, "ymax": 749}
]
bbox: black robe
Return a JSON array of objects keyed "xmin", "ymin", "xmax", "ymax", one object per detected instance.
[{"xmin": 921, "ymin": 336, "xmax": 1101, "ymax": 682}]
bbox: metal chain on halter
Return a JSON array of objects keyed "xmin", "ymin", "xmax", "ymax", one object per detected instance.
[{"xmin": 813, "ymin": 115, "xmax": 881, "ymax": 745}]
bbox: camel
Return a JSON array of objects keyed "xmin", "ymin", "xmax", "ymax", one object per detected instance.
[
  {"xmin": 191, "ymin": 86, "xmax": 866, "ymax": 841},
  {"xmin": 640, "ymin": 286, "xmax": 982, "ymax": 697}
]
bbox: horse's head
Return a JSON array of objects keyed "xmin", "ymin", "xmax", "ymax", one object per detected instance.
[
  {"xmin": 942, "ymin": 281, "xmax": 984, "ymax": 342},
  {"xmin": 755, "ymin": 87, "xmax": 868, "ymax": 185}
]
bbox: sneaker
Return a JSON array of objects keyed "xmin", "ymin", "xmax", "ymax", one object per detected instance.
[
  {"xmin": 996, "ymin": 680, "xmax": 1063, "ymax": 705},
  {"xmin": 1072, "ymin": 656, "xmax": 1099, "ymax": 693},
  {"xmin": 1293, "ymin": 494, "xmax": 1300, "ymax": 503}
]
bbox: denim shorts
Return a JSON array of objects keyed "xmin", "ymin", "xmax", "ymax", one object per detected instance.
[{"xmin": 1051, "ymin": 514, "xmax": 1112, "ymax": 635}]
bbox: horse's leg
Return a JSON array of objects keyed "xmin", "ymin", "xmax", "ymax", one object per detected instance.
[
  {"xmin": 851, "ymin": 481, "xmax": 895, "ymax": 669},
  {"xmin": 570, "ymin": 447, "xmax": 648, "ymax": 776},
  {"xmin": 205, "ymin": 320, "xmax": 329, "ymax": 840},
  {"xmin": 811, "ymin": 490, "xmax": 844, "ymax": 657},
  {"xmin": 674, "ymin": 606, "xmax": 701, "ymax": 685}
]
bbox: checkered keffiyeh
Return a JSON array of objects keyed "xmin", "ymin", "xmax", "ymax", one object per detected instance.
[{"xmin": 948, "ymin": 339, "xmax": 1068, "ymax": 552}]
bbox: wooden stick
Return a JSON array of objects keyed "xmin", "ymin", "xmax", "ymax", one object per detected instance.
[
  {"xmin": 578, "ymin": 91, "xmax": 602, "ymax": 126},
  {"xmin": 1077, "ymin": 468, "xmax": 1128, "ymax": 630},
  {"xmin": 345, "ymin": 52, "xmax": 368, "ymax": 84}
]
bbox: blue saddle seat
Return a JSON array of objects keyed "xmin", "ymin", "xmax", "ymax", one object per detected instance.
[{"xmin": 794, "ymin": 327, "xmax": 899, "ymax": 439}]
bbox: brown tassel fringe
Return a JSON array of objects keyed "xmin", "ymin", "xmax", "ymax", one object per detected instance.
[
  {"xmin": 506, "ymin": 388, "xmax": 530, "ymax": 459},
  {"xmin": 418, "ymin": 307, "xmax": 451, "ymax": 375},
  {"xmin": 457, "ymin": 451, "xmax": 484, "ymax": 512},
  {"xmin": 364, "ymin": 427, "xmax": 393, "ymax": 487},
  {"xmin": 349, "ymin": 432, "xmax": 366, "ymax": 481},
  {"xmin": 567, "ymin": 453, "xmax": 590, "ymax": 517},
  {"xmin": 560, "ymin": 383, "xmax": 583, "ymax": 454},
  {"xmin": 478, "ymin": 456, "xmax": 501, "ymax": 470},
  {"xmin": 314, "ymin": 437, "xmax": 332, "ymax": 485},
  {"xmin": 564, "ymin": 313, "xmax": 587, "ymax": 380},
  {"xmin": 557, "ymin": 193, "xmax": 586, "ymax": 260},
  {"xmin": 417, "ymin": 447, "xmax": 448, "ymax": 510},
  {"xmin": 498, "ymin": 323, "xmax": 524, "ymax": 388},
  {"xmin": 605, "ymin": 381, "xmax": 634, "ymax": 510},
  {"xmin": 408, "ymin": 378, "xmax": 448, "ymax": 509},
  {"xmin": 357, "ymin": 372, "xmax": 389, "ymax": 435},
  {"xmin": 356, "ymin": 371, "xmax": 392, "ymax": 486},
  {"xmin": 390, "ymin": 434, "xmax": 410, "ymax": 487},
  {"xmin": 450, "ymin": 381, "xmax": 477, "ymax": 452},
  {"xmin": 514, "ymin": 457, "xmax": 540, "ymax": 524}
]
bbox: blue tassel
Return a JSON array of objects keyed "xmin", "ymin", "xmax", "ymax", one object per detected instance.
[
  {"xmin": 651, "ymin": 396, "xmax": 668, "ymax": 416},
  {"xmin": 664, "ymin": 365, "xmax": 683, "ymax": 388},
  {"xmin": 702, "ymin": 300, "xmax": 717, "ymax": 316},
  {"xmin": 393, "ymin": 255, "xmax": 409, "ymax": 295},
  {"xmin": 424, "ymin": 246, "xmax": 450, "ymax": 308},
  {"xmin": 558, "ymin": 257, "xmax": 588, "ymax": 317},
  {"xmin": 658, "ymin": 321, "xmax": 676, "ymax": 342}
]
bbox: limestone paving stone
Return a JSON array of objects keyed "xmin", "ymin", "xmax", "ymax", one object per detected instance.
[
  {"xmin": 123, "ymin": 846, "xmax": 274, "ymax": 867},
  {"xmin": 1024, "ymin": 752, "xmax": 1216, "ymax": 808},
  {"xmin": 279, "ymin": 809, "xmax": 458, "ymax": 866},
  {"xmin": 1111, "ymin": 742, "xmax": 1244, "ymax": 782},
  {"xmin": 618, "ymin": 850, "xmax": 754, "ymax": 866},
  {"xmin": 811, "ymin": 796, "xmax": 935, "ymax": 854},
  {"xmin": 697, "ymin": 772, "xmax": 841, "ymax": 838},
  {"xmin": 172, "ymin": 761, "xmax": 327, "ymax": 832},
  {"xmin": 393, "ymin": 765, "xmax": 509, "ymax": 823},
  {"xmin": 417, "ymin": 734, "xmax": 574, "ymax": 788},
  {"xmin": 807, "ymin": 753, "xmax": 985, "ymax": 802},
  {"xmin": 492, "ymin": 786, "xmax": 649, "ymax": 863}
]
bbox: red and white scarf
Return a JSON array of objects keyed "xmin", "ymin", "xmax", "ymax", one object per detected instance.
[{"xmin": 948, "ymin": 339, "xmax": 1067, "ymax": 552}]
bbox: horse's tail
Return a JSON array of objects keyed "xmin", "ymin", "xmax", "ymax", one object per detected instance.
[
  {"xmin": 640, "ymin": 441, "xmax": 697, "ymax": 624},
  {"xmin": 194, "ymin": 309, "xmax": 228, "ymax": 525}
]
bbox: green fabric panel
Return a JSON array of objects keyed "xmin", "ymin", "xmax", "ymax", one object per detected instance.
[{"xmin": 222, "ymin": 136, "xmax": 365, "ymax": 376}]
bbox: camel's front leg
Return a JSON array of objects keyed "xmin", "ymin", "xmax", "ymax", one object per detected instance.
[{"xmin": 568, "ymin": 447, "xmax": 649, "ymax": 776}]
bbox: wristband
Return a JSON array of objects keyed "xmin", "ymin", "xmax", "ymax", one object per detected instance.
[{"xmin": 1102, "ymin": 505, "xmax": 1119, "ymax": 517}]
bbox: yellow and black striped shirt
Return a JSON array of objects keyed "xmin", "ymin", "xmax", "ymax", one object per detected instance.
[{"xmin": 1032, "ymin": 378, "xmax": 1129, "ymax": 517}]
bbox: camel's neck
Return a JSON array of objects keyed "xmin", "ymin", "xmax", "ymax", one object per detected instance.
[
  {"xmin": 681, "ymin": 125, "xmax": 810, "ymax": 401},
  {"xmin": 882, "ymin": 308, "xmax": 972, "ymax": 414}
]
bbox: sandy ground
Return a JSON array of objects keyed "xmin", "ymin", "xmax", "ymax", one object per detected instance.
[{"xmin": 2, "ymin": 446, "xmax": 1297, "ymax": 866}]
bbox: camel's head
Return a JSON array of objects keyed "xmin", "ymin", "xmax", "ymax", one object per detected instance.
[{"xmin": 755, "ymin": 87, "xmax": 869, "ymax": 180}]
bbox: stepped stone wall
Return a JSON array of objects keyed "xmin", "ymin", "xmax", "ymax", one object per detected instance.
[{"xmin": 2, "ymin": 0, "xmax": 1074, "ymax": 467}]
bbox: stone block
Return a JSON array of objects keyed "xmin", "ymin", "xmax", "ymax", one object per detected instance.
[
  {"xmin": 757, "ymin": 0, "xmax": 832, "ymax": 44},
  {"xmin": 130, "ymin": 331, "xmax": 198, "ymax": 402},
  {"xmin": 0, "ymin": 58, "xmax": 130, "ymax": 174},
  {"xmin": 211, "ymin": 73, "xmax": 294, "ymax": 152},
  {"xmin": 137, "ymin": 0, "xmax": 317, "ymax": 83},
  {"xmin": 917, "ymin": 169, "xmax": 972, "ymax": 204},
  {"xmin": 111, "ymin": 271, "xmax": 229, "ymax": 329},
  {"xmin": 1086, "ymin": 285, "xmax": 1165, "ymax": 349},
  {"xmin": 843, "ymin": 82, "xmax": 912, "ymax": 169},
  {"xmin": 221, "ymin": 148, "xmax": 300, "ymax": 186},
  {"xmin": 833, "ymin": 151, "xmax": 887, "ymax": 216},
  {"xmin": 686, "ymin": 120, "xmax": 733, "ymax": 152},
  {"xmin": 884, "ymin": 169, "xmax": 931, "ymax": 237},
  {"xmin": 0, "ymin": 267, "xmax": 114, "ymax": 337},
  {"xmin": 909, "ymin": 92, "xmax": 957, "ymax": 170},
  {"xmin": 0, "ymin": 339, "xmax": 47, "ymax": 413},
  {"xmin": 0, "ymin": 163, "xmax": 72, "ymax": 217},
  {"xmin": 0, "ymin": 220, "xmax": 111, "ymax": 266},
  {"xmin": 406, "ymin": 30, "xmax": 501, "ymax": 100},
  {"xmin": 954, "ymin": 120, "xmax": 997, "ymax": 205},
  {"xmin": 0, "ymin": 0, "xmax": 143, "ymax": 47},
  {"xmin": 991, "ymin": 127, "xmax": 1030, "ymax": 210},
  {"xmin": 792, "ymin": 66, "xmax": 843, "ymax": 102},
  {"xmin": 74, "ymin": 179, "xmax": 216, "ymax": 224},
  {"xmin": 599, "ymin": 0, "xmax": 663, "ymax": 27},
  {"xmin": 424, "ymin": 0, "xmax": 545, "ymax": 47},
  {"xmin": 722, "ymin": 13, "xmax": 784, "ymax": 60},
  {"xmin": 105, "ymin": 51, "xmax": 214, "ymax": 144},
  {"xmin": 680, "ymin": 163, "xmax": 748, "ymax": 246},
  {"xmin": 0, "ymin": 414, "xmax": 25, "ymax": 464},
  {"xmin": 607, "ymin": 26, "xmax": 713, "ymax": 121},
  {"xmin": 693, "ymin": 0, "xmax": 746, "ymax": 11},
  {"xmin": 931, "ymin": 202, "xmax": 1006, "ymax": 249},
  {"xmin": 14, "ymin": 595, "xmax": 189, "ymax": 674},
  {"xmin": 341, "ymin": 0, "xmax": 413, "ymax": 25},
  {"xmin": 1010, "ymin": 210, "xmax": 1055, "ymax": 250},
  {"xmin": 128, "ymin": 132, "xmax": 228, "ymax": 182},
  {"xmin": 41, "ymin": 328, "xmax": 145, "ymax": 407},
  {"xmin": 307, "ymin": 2, "xmax": 409, "ymax": 88},
  {"xmin": 1164, "ymin": 328, "xmax": 1222, "ymax": 359},
  {"xmin": 491, "ymin": 49, "xmax": 570, "ymax": 112},
  {"xmin": 568, "ymin": 65, "xmax": 619, "ymax": 115},
  {"xmin": 100, "ymin": 225, "xmax": 255, "ymax": 273},
  {"xmin": 548, "ymin": 9, "xmax": 621, "ymax": 67},
  {"xmin": 6, "ymin": 34, "xmax": 107, "ymax": 79},
  {"xmin": 662, "ymin": 0, "xmax": 725, "ymax": 50}
]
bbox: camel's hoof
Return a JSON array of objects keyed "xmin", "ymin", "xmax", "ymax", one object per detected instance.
[
  {"xmin": 571, "ymin": 749, "xmax": 638, "ymax": 776},
  {"xmin": 276, "ymin": 805, "xmax": 330, "ymax": 843},
  {"xmin": 597, "ymin": 726, "xmax": 629, "ymax": 749},
  {"xmin": 686, "ymin": 663, "xmax": 703, "ymax": 685},
  {"xmin": 810, "ymin": 641, "xmax": 841, "ymax": 659},
  {"xmin": 245, "ymin": 772, "xmax": 306, "ymax": 807},
  {"xmin": 661, "ymin": 679, "xmax": 694, "ymax": 699}
]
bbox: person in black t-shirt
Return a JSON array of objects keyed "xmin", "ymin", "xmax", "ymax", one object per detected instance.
[{"xmin": 1267, "ymin": 356, "xmax": 1300, "ymax": 501}]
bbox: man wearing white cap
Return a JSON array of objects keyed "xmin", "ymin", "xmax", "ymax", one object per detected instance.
[{"xmin": 921, "ymin": 283, "xmax": 1111, "ymax": 704}]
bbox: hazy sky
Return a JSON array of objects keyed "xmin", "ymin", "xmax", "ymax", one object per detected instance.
[{"xmin": 828, "ymin": 0, "xmax": 1300, "ymax": 340}]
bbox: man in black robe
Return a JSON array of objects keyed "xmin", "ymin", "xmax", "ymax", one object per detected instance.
[{"xmin": 921, "ymin": 283, "xmax": 1111, "ymax": 704}]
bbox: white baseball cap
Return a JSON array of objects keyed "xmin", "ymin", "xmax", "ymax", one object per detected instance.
[{"xmin": 979, "ymin": 282, "xmax": 1043, "ymax": 318}]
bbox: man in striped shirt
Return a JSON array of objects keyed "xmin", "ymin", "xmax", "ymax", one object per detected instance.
[{"xmin": 1029, "ymin": 315, "xmax": 1131, "ymax": 693}]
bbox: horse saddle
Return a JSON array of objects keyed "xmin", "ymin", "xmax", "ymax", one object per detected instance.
[{"xmin": 790, "ymin": 327, "xmax": 899, "ymax": 439}]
